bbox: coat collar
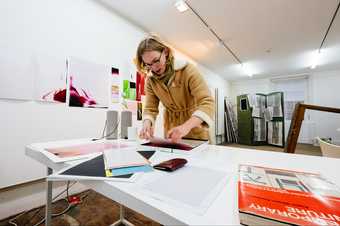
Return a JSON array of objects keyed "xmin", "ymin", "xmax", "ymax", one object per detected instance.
[{"xmin": 174, "ymin": 58, "xmax": 188, "ymax": 71}]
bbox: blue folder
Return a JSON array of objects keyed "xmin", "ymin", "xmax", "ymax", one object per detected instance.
[{"xmin": 109, "ymin": 165, "xmax": 153, "ymax": 177}]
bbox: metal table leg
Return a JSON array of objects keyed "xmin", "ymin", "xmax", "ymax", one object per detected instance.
[
  {"xmin": 111, "ymin": 204, "xmax": 135, "ymax": 226},
  {"xmin": 45, "ymin": 167, "xmax": 53, "ymax": 226}
]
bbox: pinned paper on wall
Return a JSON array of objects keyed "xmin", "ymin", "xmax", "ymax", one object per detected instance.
[
  {"xmin": 34, "ymin": 55, "xmax": 67, "ymax": 103},
  {"xmin": 122, "ymin": 79, "xmax": 130, "ymax": 100},
  {"xmin": 129, "ymin": 81, "xmax": 136, "ymax": 100},
  {"xmin": 136, "ymin": 71, "xmax": 146, "ymax": 101},
  {"xmin": 0, "ymin": 51, "xmax": 35, "ymax": 101},
  {"xmin": 68, "ymin": 57, "xmax": 110, "ymax": 108},
  {"xmin": 111, "ymin": 67, "xmax": 120, "ymax": 104},
  {"xmin": 137, "ymin": 102, "xmax": 143, "ymax": 121}
]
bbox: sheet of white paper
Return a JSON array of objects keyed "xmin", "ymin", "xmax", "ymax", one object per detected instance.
[
  {"xmin": 68, "ymin": 57, "xmax": 110, "ymax": 108},
  {"xmin": 141, "ymin": 166, "xmax": 229, "ymax": 215},
  {"xmin": 103, "ymin": 149, "xmax": 150, "ymax": 169},
  {"xmin": 253, "ymin": 118, "xmax": 266, "ymax": 141},
  {"xmin": 34, "ymin": 54, "xmax": 67, "ymax": 103},
  {"xmin": 247, "ymin": 94, "xmax": 256, "ymax": 107},
  {"xmin": 267, "ymin": 121, "xmax": 283, "ymax": 146},
  {"xmin": 264, "ymin": 107, "xmax": 273, "ymax": 121},
  {"xmin": 267, "ymin": 94, "xmax": 283, "ymax": 117},
  {"xmin": 252, "ymin": 107, "xmax": 260, "ymax": 117}
]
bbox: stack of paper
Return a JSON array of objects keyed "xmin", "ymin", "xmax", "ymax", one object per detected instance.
[{"xmin": 103, "ymin": 149, "xmax": 152, "ymax": 177}]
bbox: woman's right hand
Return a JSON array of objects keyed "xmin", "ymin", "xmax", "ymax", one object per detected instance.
[{"xmin": 139, "ymin": 119, "xmax": 154, "ymax": 140}]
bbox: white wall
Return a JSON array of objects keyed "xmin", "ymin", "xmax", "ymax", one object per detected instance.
[
  {"xmin": 0, "ymin": 0, "xmax": 145, "ymax": 189},
  {"xmin": 0, "ymin": 0, "xmax": 229, "ymax": 189},
  {"xmin": 309, "ymin": 69, "xmax": 340, "ymax": 143},
  {"xmin": 198, "ymin": 65, "xmax": 231, "ymax": 140},
  {"xmin": 230, "ymin": 78, "xmax": 271, "ymax": 105},
  {"xmin": 230, "ymin": 69, "xmax": 340, "ymax": 144},
  {"xmin": 0, "ymin": 1, "xmax": 128, "ymax": 219}
]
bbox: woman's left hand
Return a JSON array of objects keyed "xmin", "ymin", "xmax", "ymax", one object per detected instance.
[{"xmin": 167, "ymin": 124, "xmax": 191, "ymax": 143}]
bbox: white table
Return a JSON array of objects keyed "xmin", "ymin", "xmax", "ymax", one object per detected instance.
[{"xmin": 26, "ymin": 139, "xmax": 340, "ymax": 226}]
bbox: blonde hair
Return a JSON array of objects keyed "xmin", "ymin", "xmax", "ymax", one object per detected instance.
[{"xmin": 136, "ymin": 35, "xmax": 174, "ymax": 73}]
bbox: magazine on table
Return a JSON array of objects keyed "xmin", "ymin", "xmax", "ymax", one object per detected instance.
[{"xmin": 238, "ymin": 164, "xmax": 340, "ymax": 226}]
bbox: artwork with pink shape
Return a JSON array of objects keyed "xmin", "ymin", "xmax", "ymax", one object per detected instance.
[
  {"xmin": 34, "ymin": 55, "xmax": 67, "ymax": 103},
  {"xmin": 67, "ymin": 57, "xmax": 110, "ymax": 108}
]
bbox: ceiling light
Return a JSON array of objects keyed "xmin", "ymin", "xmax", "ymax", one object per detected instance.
[
  {"xmin": 241, "ymin": 64, "xmax": 253, "ymax": 77},
  {"xmin": 175, "ymin": 0, "xmax": 189, "ymax": 13},
  {"xmin": 310, "ymin": 50, "xmax": 321, "ymax": 69}
]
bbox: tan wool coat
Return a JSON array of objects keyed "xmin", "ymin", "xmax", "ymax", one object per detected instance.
[{"xmin": 143, "ymin": 60, "xmax": 215, "ymax": 141}]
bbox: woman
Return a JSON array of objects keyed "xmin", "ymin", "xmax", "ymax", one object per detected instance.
[{"xmin": 136, "ymin": 35, "xmax": 214, "ymax": 142}]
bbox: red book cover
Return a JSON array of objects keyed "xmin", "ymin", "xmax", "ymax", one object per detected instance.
[
  {"xmin": 141, "ymin": 137, "xmax": 208, "ymax": 151},
  {"xmin": 142, "ymin": 137, "xmax": 193, "ymax": 150},
  {"xmin": 238, "ymin": 165, "xmax": 340, "ymax": 226}
]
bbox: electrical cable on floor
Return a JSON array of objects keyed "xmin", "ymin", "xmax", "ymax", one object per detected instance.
[
  {"xmin": 32, "ymin": 200, "xmax": 72, "ymax": 226},
  {"xmin": 32, "ymin": 184, "xmax": 92, "ymax": 226},
  {"xmin": 31, "ymin": 181, "xmax": 73, "ymax": 226},
  {"xmin": 8, "ymin": 120, "xmax": 114, "ymax": 225},
  {"xmin": 8, "ymin": 181, "xmax": 77, "ymax": 226},
  {"xmin": 25, "ymin": 181, "xmax": 75, "ymax": 226}
]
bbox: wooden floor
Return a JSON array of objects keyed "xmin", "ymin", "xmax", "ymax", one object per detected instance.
[
  {"xmin": 0, "ymin": 189, "xmax": 162, "ymax": 226},
  {"xmin": 0, "ymin": 143, "xmax": 321, "ymax": 226}
]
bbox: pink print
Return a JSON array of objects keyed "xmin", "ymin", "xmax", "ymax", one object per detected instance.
[
  {"xmin": 42, "ymin": 89, "xmax": 66, "ymax": 103},
  {"xmin": 41, "ymin": 75, "xmax": 97, "ymax": 107},
  {"xmin": 69, "ymin": 75, "xmax": 97, "ymax": 107}
]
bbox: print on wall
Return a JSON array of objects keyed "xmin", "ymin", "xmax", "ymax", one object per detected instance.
[
  {"xmin": 34, "ymin": 55, "xmax": 67, "ymax": 103},
  {"xmin": 111, "ymin": 67, "xmax": 120, "ymax": 104},
  {"xmin": 129, "ymin": 81, "xmax": 136, "ymax": 100},
  {"xmin": 0, "ymin": 51, "xmax": 34, "ymax": 100},
  {"xmin": 137, "ymin": 102, "xmax": 143, "ymax": 121},
  {"xmin": 68, "ymin": 57, "xmax": 110, "ymax": 108},
  {"xmin": 136, "ymin": 71, "xmax": 146, "ymax": 101},
  {"xmin": 123, "ymin": 79, "xmax": 130, "ymax": 100}
]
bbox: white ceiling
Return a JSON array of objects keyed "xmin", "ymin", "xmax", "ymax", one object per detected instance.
[{"xmin": 99, "ymin": 0, "xmax": 340, "ymax": 81}]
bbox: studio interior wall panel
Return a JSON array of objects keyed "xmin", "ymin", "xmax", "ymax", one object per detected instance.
[
  {"xmin": 0, "ymin": 0, "xmax": 230, "ymax": 188},
  {"xmin": 0, "ymin": 49, "xmax": 35, "ymax": 101},
  {"xmin": 0, "ymin": 0, "xmax": 145, "ymax": 188}
]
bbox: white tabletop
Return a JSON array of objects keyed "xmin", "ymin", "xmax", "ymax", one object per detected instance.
[{"xmin": 26, "ymin": 139, "xmax": 340, "ymax": 226}]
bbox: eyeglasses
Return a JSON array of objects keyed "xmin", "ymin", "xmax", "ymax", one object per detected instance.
[{"xmin": 143, "ymin": 51, "xmax": 163, "ymax": 70}]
